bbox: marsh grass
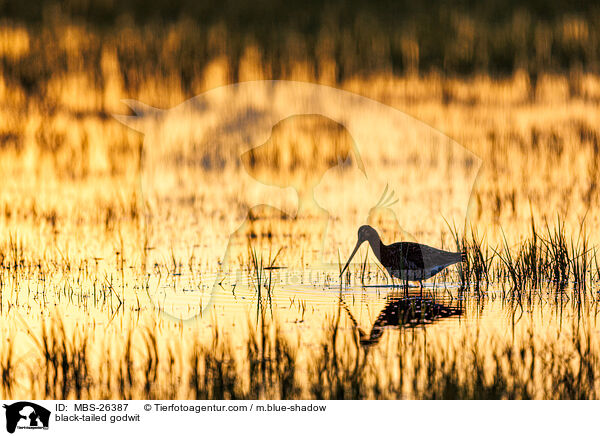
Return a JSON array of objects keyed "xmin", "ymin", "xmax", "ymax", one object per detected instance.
[
  {"xmin": 2, "ymin": 200, "xmax": 600, "ymax": 400},
  {"xmin": 249, "ymin": 246, "xmax": 283, "ymax": 321},
  {"xmin": 0, "ymin": 309, "xmax": 597, "ymax": 400},
  {"xmin": 1, "ymin": 219, "xmax": 599, "ymax": 402},
  {"xmin": 2, "ymin": 9, "xmax": 600, "ymax": 400},
  {"xmin": 444, "ymin": 217, "xmax": 600, "ymax": 297}
]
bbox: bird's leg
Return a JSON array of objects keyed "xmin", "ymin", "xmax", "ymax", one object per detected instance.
[{"xmin": 419, "ymin": 280, "xmax": 423, "ymax": 297}]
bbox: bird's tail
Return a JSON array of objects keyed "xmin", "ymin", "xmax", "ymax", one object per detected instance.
[{"xmin": 460, "ymin": 251, "xmax": 467, "ymax": 262}]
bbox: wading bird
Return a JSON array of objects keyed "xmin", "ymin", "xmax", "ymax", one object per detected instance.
[{"xmin": 339, "ymin": 225, "xmax": 465, "ymax": 287}]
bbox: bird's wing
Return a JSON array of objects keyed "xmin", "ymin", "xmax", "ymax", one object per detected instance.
[
  {"xmin": 387, "ymin": 242, "xmax": 460, "ymax": 270},
  {"xmin": 386, "ymin": 242, "xmax": 425, "ymax": 269},
  {"xmin": 417, "ymin": 244, "xmax": 462, "ymax": 268}
]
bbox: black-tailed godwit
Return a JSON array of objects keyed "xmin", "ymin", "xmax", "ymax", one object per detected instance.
[{"xmin": 339, "ymin": 225, "xmax": 465, "ymax": 286}]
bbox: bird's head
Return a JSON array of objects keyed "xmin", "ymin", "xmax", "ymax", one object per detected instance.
[
  {"xmin": 357, "ymin": 224, "xmax": 379, "ymax": 245},
  {"xmin": 340, "ymin": 225, "xmax": 381, "ymax": 277}
]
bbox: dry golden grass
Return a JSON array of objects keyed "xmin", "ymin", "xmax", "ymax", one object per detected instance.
[{"xmin": 2, "ymin": 23, "xmax": 600, "ymax": 398}]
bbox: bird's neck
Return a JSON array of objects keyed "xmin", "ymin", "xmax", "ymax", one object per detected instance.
[{"xmin": 366, "ymin": 234, "xmax": 385, "ymax": 262}]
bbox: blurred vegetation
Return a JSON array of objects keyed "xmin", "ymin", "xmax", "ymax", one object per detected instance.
[
  {"xmin": 4, "ymin": 309, "xmax": 600, "ymax": 400},
  {"xmin": 2, "ymin": 1, "xmax": 600, "ymax": 402},
  {"xmin": 0, "ymin": 0, "xmax": 599, "ymax": 96}
]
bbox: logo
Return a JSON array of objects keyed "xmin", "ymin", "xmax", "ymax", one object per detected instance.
[
  {"xmin": 115, "ymin": 80, "xmax": 481, "ymax": 320},
  {"xmin": 2, "ymin": 402, "xmax": 50, "ymax": 433}
]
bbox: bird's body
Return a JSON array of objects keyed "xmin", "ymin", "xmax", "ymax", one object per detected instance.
[
  {"xmin": 379, "ymin": 241, "xmax": 463, "ymax": 281},
  {"xmin": 340, "ymin": 225, "xmax": 464, "ymax": 284}
]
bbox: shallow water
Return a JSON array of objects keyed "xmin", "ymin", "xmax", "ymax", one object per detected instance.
[
  {"xmin": 2, "ymin": 259, "xmax": 599, "ymax": 400},
  {"xmin": 150, "ymin": 268, "xmax": 600, "ymax": 347}
]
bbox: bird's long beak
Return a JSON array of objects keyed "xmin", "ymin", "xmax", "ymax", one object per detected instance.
[{"xmin": 339, "ymin": 240, "xmax": 362, "ymax": 277}]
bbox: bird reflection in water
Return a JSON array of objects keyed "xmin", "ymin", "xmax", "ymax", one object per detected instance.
[{"xmin": 342, "ymin": 294, "xmax": 463, "ymax": 347}]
